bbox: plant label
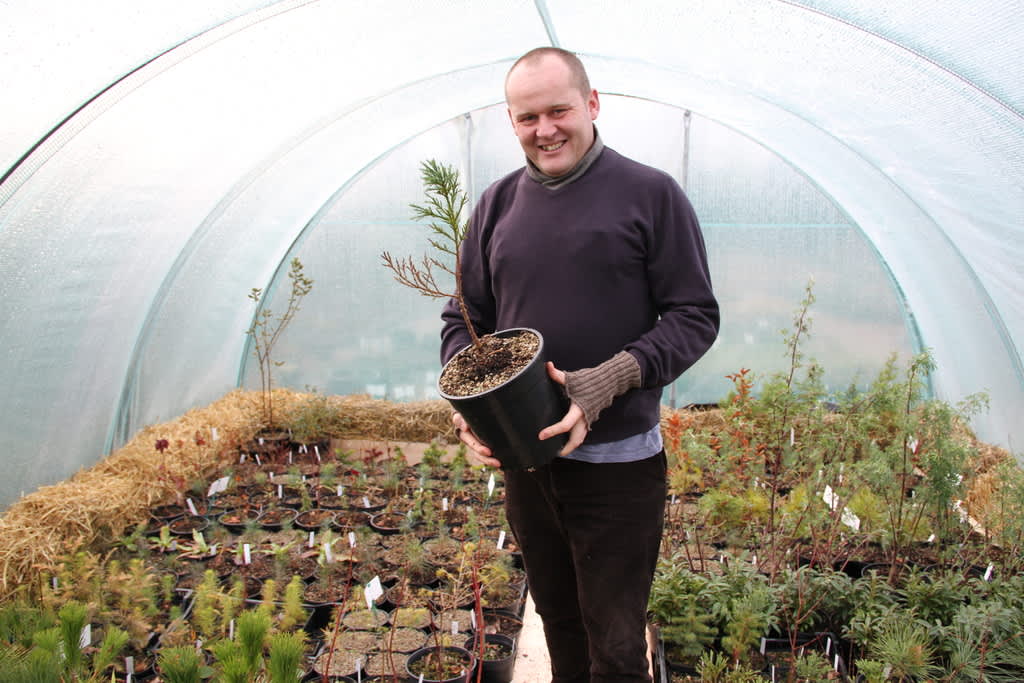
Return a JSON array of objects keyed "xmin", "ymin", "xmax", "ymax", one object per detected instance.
[
  {"xmin": 443, "ymin": 497, "xmax": 449, "ymax": 511},
  {"xmin": 229, "ymin": 619, "xmax": 235, "ymax": 640},
  {"xmin": 308, "ymin": 531, "xmax": 315, "ymax": 547},
  {"xmin": 349, "ymin": 531, "xmax": 357, "ymax": 548},
  {"xmin": 207, "ymin": 476, "xmax": 230, "ymax": 497},
  {"xmin": 186, "ymin": 498, "xmax": 198, "ymax": 516},
  {"xmin": 254, "ymin": 453, "xmax": 261, "ymax": 466},
  {"xmin": 79, "ymin": 623, "xmax": 90, "ymax": 649},
  {"xmin": 487, "ymin": 473, "xmax": 496, "ymax": 497},
  {"xmin": 243, "ymin": 544, "xmax": 251, "ymax": 565},
  {"xmin": 418, "ymin": 675, "xmax": 424, "ymax": 683},
  {"xmin": 277, "ymin": 485, "xmax": 283, "ymax": 498},
  {"xmin": 52, "ymin": 576, "xmax": 58, "ymax": 590},
  {"xmin": 239, "ymin": 453, "xmax": 246, "ymax": 463},
  {"xmin": 211, "ymin": 427, "xmax": 218, "ymax": 441},
  {"xmin": 259, "ymin": 437, "xmax": 265, "ymax": 445},
  {"xmin": 497, "ymin": 530, "xmax": 506, "ymax": 549},
  {"xmin": 470, "ymin": 610, "xmax": 476, "ymax": 629},
  {"xmin": 760, "ymin": 637, "xmax": 767, "ymax": 655},
  {"xmin": 288, "ymin": 451, "xmax": 293, "ymax": 464},
  {"xmin": 823, "ymin": 485, "xmax": 839, "ymax": 510},
  {"xmin": 315, "ymin": 445, "xmax": 321, "ymax": 460},
  {"xmin": 841, "ymin": 508, "xmax": 861, "ymax": 531},
  {"xmin": 365, "ymin": 576, "xmax": 383, "ymax": 610},
  {"xmin": 452, "ymin": 620, "xmax": 459, "ymax": 635},
  {"xmin": 790, "ymin": 427, "xmax": 795, "ymax": 445},
  {"xmin": 985, "ymin": 564, "xmax": 994, "ymax": 581},
  {"xmin": 337, "ymin": 485, "xmax": 343, "ymax": 496},
  {"xmin": 363, "ymin": 496, "xmax": 371, "ymax": 509},
  {"xmin": 125, "ymin": 656, "xmax": 133, "ymax": 683}
]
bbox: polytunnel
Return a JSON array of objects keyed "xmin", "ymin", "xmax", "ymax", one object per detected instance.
[{"xmin": 0, "ymin": 0, "xmax": 1021, "ymax": 509}]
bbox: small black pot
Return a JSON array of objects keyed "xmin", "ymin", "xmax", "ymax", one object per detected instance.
[
  {"xmin": 464, "ymin": 633, "xmax": 515, "ymax": 683},
  {"xmin": 405, "ymin": 645, "xmax": 477, "ymax": 683},
  {"xmin": 439, "ymin": 328, "xmax": 568, "ymax": 470}
]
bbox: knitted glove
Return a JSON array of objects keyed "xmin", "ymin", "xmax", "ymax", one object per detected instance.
[{"xmin": 564, "ymin": 351, "xmax": 642, "ymax": 428}]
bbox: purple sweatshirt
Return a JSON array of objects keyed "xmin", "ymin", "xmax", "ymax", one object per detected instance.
[{"xmin": 441, "ymin": 146, "xmax": 719, "ymax": 444}]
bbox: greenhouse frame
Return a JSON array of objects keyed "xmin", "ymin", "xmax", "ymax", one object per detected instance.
[{"xmin": 1, "ymin": 0, "xmax": 1021, "ymax": 508}]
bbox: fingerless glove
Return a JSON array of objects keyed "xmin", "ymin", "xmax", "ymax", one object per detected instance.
[{"xmin": 564, "ymin": 351, "xmax": 642, "ymax": 428}]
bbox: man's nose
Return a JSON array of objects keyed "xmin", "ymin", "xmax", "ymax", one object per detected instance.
[{"xmin": 536, "ymin": 115, "xmax": 557, "ymax": 138}]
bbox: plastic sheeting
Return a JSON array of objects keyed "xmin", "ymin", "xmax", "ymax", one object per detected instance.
[{"xmin": 0, "ymin": 0, "xmax": 1020, "ymax": 508}]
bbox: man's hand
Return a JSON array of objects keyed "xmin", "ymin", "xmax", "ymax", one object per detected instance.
[
  {"xmin": 539, "ymin": 361, "xmax": 588, "ymax": 456},
  {"xmin": 452, "ymin": 412, "xmax": 502, "ymax": 468}
]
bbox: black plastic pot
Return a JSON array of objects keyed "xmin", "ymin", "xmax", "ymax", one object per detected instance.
[
  {"xmin": 439, "ymin": 328, "xmax": 568, "ymax": 470},
  {"xmin": 405, "ymin": 645, "xmax": 477, "ymax": 683},
  {"xmin": 464, "ymin": 633, "xmax": 516, "ymax": 683}
]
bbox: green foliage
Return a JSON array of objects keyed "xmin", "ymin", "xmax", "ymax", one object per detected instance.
[
  {"xmin": 697, "ymin": 650, "xmax": 762, "ymax": 682},
  {"xmin": 864, "ymin": 619, "xmax": 942, "ymax": 682},
  {"xmin": 279, "ymin": 575, "xmax": 307, "ymax": 632},
  {"xmin": 382, "ymin": 159, "xmax": 481, "ymax": 349},
  {"xmin": 267, "ymin": 631, "xmax": 306, "ymax": 683},
  {"xmin": 158, "ymin": 646, "xmax": 204, "ymax": 683},
  {"xmin": 286, "ymin": 388, "xmax": 349, "ymax": 445},
  {"xmin": 56, "ymin": 600, "xmax": 88, "ymax": 676}
]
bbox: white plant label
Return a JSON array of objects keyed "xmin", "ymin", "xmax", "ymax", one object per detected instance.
[
  {"xmin": 308, "ymin": 531, "xmax": 315, "ymax": 548},
  {"xmin": 79, "ymin": 623, "xmax": 91, "ymax": 649},
  {"xmin": 243, "ymin": 543, "xmax": 251, "ymax": 565},
  {"xmin": 790, "ymin": 427, "xmax": 795, "ymax": 445},
  {"xmin": 288, "ymin": 451, "xmax": 293, "ymax": 464},
  {"xmin": 211, "ymin": 426, "xmax": 218, "ymax": 441},
  {"xmin": 52, "ymin": 576, "xmax": 58, "ymax": 590},
  {"xmin": 254, "ymin": 453, "xmax": 261, "ymax": 466},
  {"xmin": 324, "ymin": 542, "xmax": 333, "ymax": 564},
  {"xmin": 841, "ymin": 508, "xmax": 861, "ymax": 531},
  {"xmin": 487, "ymin": 473, "xmax": 496, "ymax": 497},
  {"xmin": 299, "ymin": 443, "xmax": 307, "ymax": 454},
  {"xmin": 760, "ymin": 637, "xmax": 767, "ymax": 655},
  {"xmin": 826, "ymin": 636, "xmax": 832, "ymax": 655},
  {"xmin": 927, "ymin": 534, "xmax": 936, "ymax": 543},
  {"xmin": 470, "ymin": 610, "xmax": 477, "ymax": 629},
  {"xmin": 365, "ymin": 576, "xmax": 383, "ymax": 610},
  {"xmin": 670, "ymin": 494, "xmax": 677, "ymax": 505},
  {"xmin": 314, "ymin": 445, "xmax": 321, "ymax": 459},
  {"xmin": 258, "ymin": 437, "xmax": 264, "ymax": 445},
  {"xmin": 277, "ymin": 485, "xmax": 283, "ymax": 498},
  {"xmin": 418, "ymin": 675, "xmax": 424, "ymax": 683},
  {"xmin": 985, "ymin": 563, "xmax": 994, "ymax": 581},
  {"xmin": 363, "ymin": 496, "xmax": 371, "ymax": 509},
  {"xmin": 823, "ymin": 485, "xmax": 839, "ymax": 511},
  {"xmin": 451, "ymin": 621, "xmax": 459, "ymax": 635},
  {"xmin": 207, "ymin": 476, "xmax": 230, "ymax": 497},
  {"xmin": 834, "ymin": 653, "xmax": 841, "ymax": 671},
  {"xmin": 125, "ymin": 656, "xmax": 133, "ymax": 683},
  {"xmin": 442, "ymin": 497, "xmax": 449, "ymax": 511},
  {"xmin": 229, "ymin": 619, "xmax": 235, "ymax": 640},
  {"xmin": 497, "ymin": 530, "xmax": 506, "ymax": 550},
  {"xmin": 908, "ymin": 436, "xmax": 918, "ymax": 453},
  {"xmin": 239, "ymin": 453, "xmax": 246, "ymax": 464},
  {"xmin": 349, "ymin": 531, "xmax": 357, "ymax": 548},
  {"xmin": 337, "ymin": 485, "xmax": 343, "ymax": 496},
  {"xmin": 186, "ymin": 498, "xmax": 199, "ymax": 516}
]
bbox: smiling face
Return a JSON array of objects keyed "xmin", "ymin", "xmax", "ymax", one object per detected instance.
[{"xmin": 505, "ymin": 54, "xmax": 600, "ymax": 177}]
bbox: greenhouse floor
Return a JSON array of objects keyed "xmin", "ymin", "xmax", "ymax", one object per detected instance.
[{"xmin": 512, "ymin": 594, "xmax": 549, "ymax": 681}]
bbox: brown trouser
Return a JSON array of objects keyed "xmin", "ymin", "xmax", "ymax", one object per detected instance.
[{"xmin": 504, "ymin": 452, "xmax": 666, "ymax": 683}]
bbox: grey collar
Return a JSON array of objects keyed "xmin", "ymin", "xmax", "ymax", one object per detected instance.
[{"xmin": 525, "ymin": 127, "xmax": 604, "ymax": 190}]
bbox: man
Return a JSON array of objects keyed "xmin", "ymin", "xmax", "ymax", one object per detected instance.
[{"xmin": 440, "ymin": 47, "xmax": 719, "ymax": 683}]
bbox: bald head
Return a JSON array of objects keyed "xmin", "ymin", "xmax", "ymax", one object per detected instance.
[{"xmin": 505, "ymin": 47, "xmax": 592, "ymax": 102}]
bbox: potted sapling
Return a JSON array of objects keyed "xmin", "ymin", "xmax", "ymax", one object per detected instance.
[{"xmin": 382, "ymin": 159, "xmax": 567, "ymax": 469}]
